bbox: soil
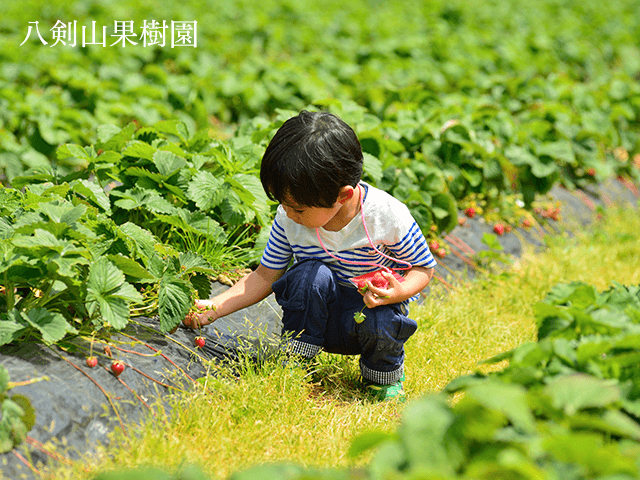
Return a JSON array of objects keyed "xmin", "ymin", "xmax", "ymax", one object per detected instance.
[{"xmin": 1, "ymin": 177, "xmax": 638, "ymax": 480}]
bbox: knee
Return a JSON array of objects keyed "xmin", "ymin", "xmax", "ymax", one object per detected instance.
[
  {"xmin": 359, "ymin": 306, "xmax": 417, "ymax": 347},
  {"xmin": 308, "ymin": 261, "xmax": 337, "ymax": 294},
  {"xmin": 272, "ymin": 260, "xmax": 338, "ymax": 310}
]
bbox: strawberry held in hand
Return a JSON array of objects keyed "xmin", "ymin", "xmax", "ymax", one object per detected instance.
[
  {"xmin": 370, "ymin": 272, "xmax": 388, "ymax": 288},
  {"xmin": 350, "ymin": 269, "xmax": 404, "ymax": 291}
]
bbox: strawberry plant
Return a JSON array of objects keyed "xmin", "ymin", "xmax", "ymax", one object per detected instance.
[
  {"xmin": 0, "ymin": 365, "xmax": 36, "ymax": 453},
  {"xmin": 0, "ymin": 178, "xmax": 218, "ymax": 347}
]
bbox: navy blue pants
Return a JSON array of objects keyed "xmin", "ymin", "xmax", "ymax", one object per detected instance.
[{"xmin": 271, "ymin": 259, "xmax": 417, "ymax": 384}]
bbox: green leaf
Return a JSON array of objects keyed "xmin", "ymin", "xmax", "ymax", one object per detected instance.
[
  {"xmin": 107, "ymin": 254, "xmax": 156, "ymax": 280},
  {"xmin": 56, "ymin": 144, "xmax": 90, "ymax": 162},
  {"xmin": 465, "ymin": 381, "xmax": 537, "ymax": 433},
  {"xmin": 71, "ymin": 180, "xmax": 112, "ymax": 213},
  {"xmin": 122, "ymin": 141, "xmax": 156, "ymax": 161},
  {"xmin": 363, "ymin": 152, "xmax": 383, "ymax": 183},
  {"xmin": 543, "ymin": 433, "xmax": 636, "ymax": 477},
  {"xmin": 86, "ymin": 258, "xmax": 141, "ymax": 329},
  {"xmin": 348, "ymin": 431, "xmax": 398, "ymax": 458},
  {"xmin": 187, "ymin": 171, "xmax": 225, "ymax": 210},
  {"xmin": 96, "ymin": 123, "xmax": 136, "ymax": 151},
  {"xmin": 154, "ymin": 120, "xmax": 190, "ymax": 143},
  {"xmin": 530, "ymin": 156, "xmax": 559, "ymax": 178},
  {"xmin": 0, "ymin": 366, "xmax": 8, "ymax": 394},
  {"xmin": 157, "ymin": 208, "xmax": 224, "ymax": 240},
  {"xmin": 158, "ymin": 275, "xmax": 192, "ymax": 333},
  {"xmin": 10, "ymin": 394, "xmax": 35, "ymax": 432},
  {"xmin": 178, "ymin": 252, "xmax": 213, "ymax": 274},
  {"xmin": 1, "ymin": 398, "xmax": 27, "ymax": 452},
  {"xmin": 535, "ymin": 140, "xmax": 576, "ymax": 165},
  {"xmin": 153, "ymin": 150, "xmax": 187, "ymax": 177},
  {"xmin": 481, "ymin": 232, "xmax": 503, "ymax": 251},
  {"xmin": 543, "ymin": 374, "xmax": 621, "ymax": 415},
  {"xmin": 431, "ymin": 192, "xmax": 458, "ymax": 232},
  {"xmin": 396, "ymin": 395, "xmax": 458, "ymax": 475},
  {"xmin": 0, "ymin": 311, "xmax": 28, "ymax": 346},
  {"xmin": 190, "ymin": 273, "xmax": 212, "ymax": 301},
  {"xmin": 117, "ymin": 222, "xmax": 159, "ymax": 263},
  {"xmin": 11, "ymin": 229, "xmax": 75, "ymax": 254}
]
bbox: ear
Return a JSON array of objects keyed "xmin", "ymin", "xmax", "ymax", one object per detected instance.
[{"xmin": 337, "ymin": 185, "xmax": 355, "ymax": 204}]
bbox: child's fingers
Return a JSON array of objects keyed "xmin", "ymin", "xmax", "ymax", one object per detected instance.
[
  {"xmin": 381, "ymin": 270, "xmax": 400, "ymax": 287},
  {"xmin": 365, "ymin": 281, "xmax": 389, "ymax": 298},
  {"xmin": 194, "ymin": 299, "xmax": 215, "ymax": 310}
]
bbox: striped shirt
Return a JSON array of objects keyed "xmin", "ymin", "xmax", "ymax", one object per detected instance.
[{"xmin": 261, "ymin": 182, "xmax": 436, "ymax": 301}]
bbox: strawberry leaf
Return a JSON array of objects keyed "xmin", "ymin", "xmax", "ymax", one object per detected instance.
[
  {"xmin": 158, "ymin": 275, "xmax": 192, "ymax": 333},
  {"xmin": 22, "ymin": 308, "xmax": 78, "ymax": 345},
  {"xmin": 86, "ymin": 258, "xmax": 142, "ymax": 330}
]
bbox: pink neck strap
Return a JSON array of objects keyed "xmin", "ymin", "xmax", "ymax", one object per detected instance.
[{"xmin": 315, "ymin": 184, "xmax": 412, "ymax": 271}]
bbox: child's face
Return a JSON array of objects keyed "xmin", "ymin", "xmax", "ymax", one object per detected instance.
[
  {"xmin": 280, "ymin": 186, "xmax": 356, "ymax": 230},
  {"xmin": 281, "ymin": 197, "xmax": 343, "ymax": 229}
]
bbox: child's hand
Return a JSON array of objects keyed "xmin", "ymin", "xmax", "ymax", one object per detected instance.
[
  {"xmin": 360, "ymin": 270, "xmax": 402, "ymax": 308},
  {"xmin": 182, "ymin": 300, "xmax": 219, "ymax": 329}
]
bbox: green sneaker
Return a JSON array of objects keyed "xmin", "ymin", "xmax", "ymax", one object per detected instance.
[{"xmin": 363, "ymin": 374, "xmax": 406, "ymax": 402}]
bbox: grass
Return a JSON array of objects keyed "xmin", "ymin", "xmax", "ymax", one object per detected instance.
[{"xmin": 39, "ymin": 206, "xmax": 640, "ymax": 480}]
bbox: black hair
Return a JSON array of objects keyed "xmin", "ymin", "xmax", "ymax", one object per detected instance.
[{"xmin": 260, "ymin": 110, "xmax": 364, "ymax": 208}]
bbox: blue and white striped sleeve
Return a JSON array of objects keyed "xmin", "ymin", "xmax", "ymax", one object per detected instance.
[
  {"xmin": 260, "ymin": 216, "xmax": 293, "ymax": 270},
  {"xmin": 387, "ymin": 221, "xmax": 437, "ymax": 270}
]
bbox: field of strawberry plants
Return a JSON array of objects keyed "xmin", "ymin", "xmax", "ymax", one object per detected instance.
[
  {"xmin": 1, "ymin": 0, "xmax": 639, "ymax": 346},
  {"xmin": 1, "ymin": 0, "xmax": 640, "ymax": 477}
]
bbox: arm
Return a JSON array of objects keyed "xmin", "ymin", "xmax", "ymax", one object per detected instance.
[
  {"xmin": 183, "ymin": 263, "xmax": 286, "ymax": 329},
  {"xmin": 362, "ymin": 266, "xmax": 434, "ymax": 308}
]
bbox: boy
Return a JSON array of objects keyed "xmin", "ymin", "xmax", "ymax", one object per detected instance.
[{"xmin": 184, "ymin": 110, "xmax": 436, "ymax": 401}]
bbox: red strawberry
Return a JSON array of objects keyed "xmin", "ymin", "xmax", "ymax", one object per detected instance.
[
  {"xmin": 458, "ymin": 217, "xmax": 467, "ymax": 226},
  {"xmin": 429, "ymin": 241, "xmax": 440, "ymax": 251},
  {"xmin": 356, "ymin": 279, "xmax": 368, "ymax": 291},
  {"xmin": 435, "ymin": 248, "xmax": 447, "ymax": 258},
  {"xmin": 195, "ymin": 336, "xmax": 206, "ymax": 348},
  {"xmin": 522, "ymin": 218, "xmax": 532, "ymax": 228},
  {"xmin": 370, "ymin": 272, "xmax": 388, "ymax": 288},
  {"xmin": 465, "ymin": 207, "xmax": 476, "ymax": 218},
  {"xmin": 493, "ymin": 223, "xmax": 505, "ymax": 236},
  {"xmin": 111, "ymin": 360, "xmax": 125, "ymax": 377},
  {"xmin": 86, "ymin": 356, "xmax": 98, "ymax": 368},
  {"xmin": 587, "ymin": 168, "xmax": 596, "ymax": 177}
]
